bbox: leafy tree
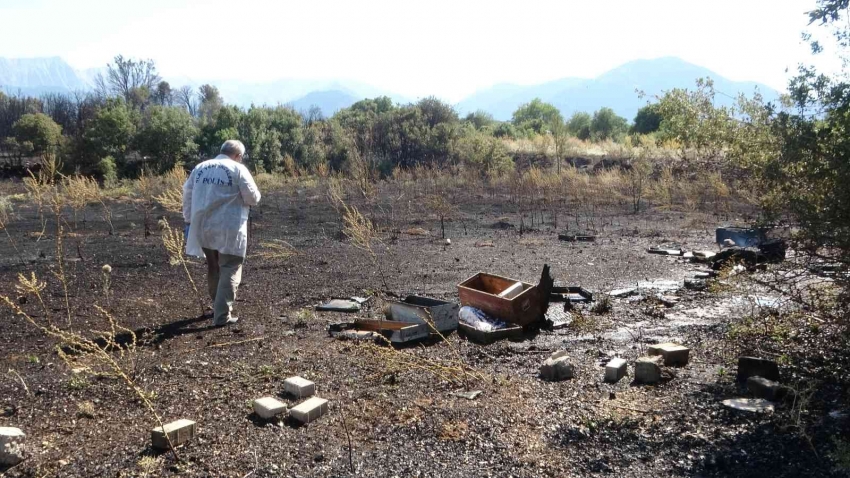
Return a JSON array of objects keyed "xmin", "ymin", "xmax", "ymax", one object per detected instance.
[
  {"xmin": 566, "ymin": 112, "xmax": 592, "ymax": 140},
  {"xmin": 100, "ymin": 55, "xmax": 161, "ymax": 108},
  {"xmin": 656, "ymin": 79, "xmax": 734, "ymax": 161},
  {"xmin": 83, "ymin": 99, "xmax": 137, "ymax": 171},
  {"xmin": 631, "ymin": 103, "xmax": 663, "ymax": 134},
  {"xmin": 135, "ymin": 106, "xmax": 199, "ymax": 172},
  {"xmin": 197, "ymin": 84, "xmax": 223, "ymax": 123},
  {"xmin": 12, "ymin": 113, "xmax": 62, "ymax": 155},
  {"xmin": 454, "ymin": 127, "xmax": 513, "ymax": 173},
  {"xmin": 464, "ymin": 110, "xmax": 496, "ymax": 130},
  {"xmin": 511, "ymin": 98, "xmax": 563, "ymax": 134},
  {"xmin": 747, "ymin": 0, "xmax": 850, "ymax": 294},
  {"xmin": 417, "ymin": 96, "xmax": 458, "ymax": 128},
  {"xmin": 153, "ymin": 81, "xmax": 173, "ymax": 106},
  {"xmin": 551, "ymin": 117, "xmax": 570, "ymax": 173},
  {"xmin": 492, "ymin": 122, "xmax": 517, "ymax": 138},
  {"xmin": 590, "ymin": 107, "xmax": 629, "ymax": 141}
]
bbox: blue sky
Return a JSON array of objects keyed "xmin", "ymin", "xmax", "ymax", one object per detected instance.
[{"xmin": 0, "ymin": 0, "xmax": 839, "ymax": 101}]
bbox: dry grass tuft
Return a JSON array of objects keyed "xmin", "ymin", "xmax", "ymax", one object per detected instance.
[
  {"xmin": 254, "ymin": 239, "xmax": 297, "ymax": 260},
  {"xmin": 159, "ymin": 218, "xmax": 205, "ymax": 315}
]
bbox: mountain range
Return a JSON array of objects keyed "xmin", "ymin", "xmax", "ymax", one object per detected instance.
[{"xmin": 0, "ymin": 56, "xmax": 781, "ymax": 121}]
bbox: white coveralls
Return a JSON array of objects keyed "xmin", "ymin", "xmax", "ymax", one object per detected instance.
[{"xmin": 182, "ymin": 154, "xmax": 261, "ymax": 324}]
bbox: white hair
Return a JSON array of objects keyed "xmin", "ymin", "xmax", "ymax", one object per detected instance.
[{"xmin": 220, "ymin": 140, "xmax": 246, "ymax": 158}]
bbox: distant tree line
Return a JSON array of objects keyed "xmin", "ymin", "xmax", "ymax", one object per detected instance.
[{"xmin": 0, "ymin": 56, "xmax": 678, "ymax": 180}]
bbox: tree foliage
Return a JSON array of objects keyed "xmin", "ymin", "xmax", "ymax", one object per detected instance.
[
  {"xmin": 566, "ymin": 112, "xmax": 592, "ymax": 140},
  {"xmin": 512, "ymin": 98, "xmax": 563, "ymax": 135},
  {"xmin": 12, "ymin": 113, "xmax": 62, "ymax": 155},
  {"xmin": 590, "ymin": 107, "xmax": 629, "ymax": 141},
  {"xmin": 631, "ymin": 103, "xmax": 663, "ymax": 135}
]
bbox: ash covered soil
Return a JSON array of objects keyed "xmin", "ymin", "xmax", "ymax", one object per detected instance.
[{"xmin": 0, "ymin": 187, "xmax": 842, "ymax": 477}]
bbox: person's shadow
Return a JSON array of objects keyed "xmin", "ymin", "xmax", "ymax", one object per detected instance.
[{"xmin": 70, "ymin": 313, "xmax": 218, "ymax": 353}]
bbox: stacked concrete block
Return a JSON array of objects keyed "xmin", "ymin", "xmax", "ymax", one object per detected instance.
[{"xmin": 648, "ymin": 343, "xmax": 690, "ymax": 366}]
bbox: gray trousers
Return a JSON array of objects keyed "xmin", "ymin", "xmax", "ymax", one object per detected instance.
[{"xmin": 203, "ymin": 248, "xmax": 244, "ymax": 324}]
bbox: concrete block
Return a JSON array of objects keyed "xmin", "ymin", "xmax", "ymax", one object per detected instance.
[
  {"xmin": 605, "ymin": 358, "xmax": 627, "ymax": 383},
  {"xmin": 737, "ymin": 356, "xmax": 779, "ymax": 382},
  {"xmin": 747, "ymin": 376, "xmax": 790, "ymax": 401},
  {"xmin": 0, "ymin": 427, "xmax": 25, "ymax": 466},
  {"xmin": 647, "ymin": 343, "xmax": 690, "ymax": 366},
  {"xmin": 635, "ymin": 356, "xmax": 663, "ymax": 384},
  {"xmin": 151, "ymin": 419, "xmax": 196, "ymax": 450},
  {"xmin": 253, "ymin": 396, "xmax": 287, "ymax": 419},
  {"xmin": 284, "ymin": 376, "xmax": 316, "ymax": 398},
  {"xmin": 540, "ymin": 355, "xmax": 574, "ymax": 381},
  {"xmin": 290, "ymin": 397, "xmax": 329, "ymax": 424}
]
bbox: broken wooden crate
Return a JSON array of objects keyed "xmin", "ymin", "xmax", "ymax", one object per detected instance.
[
  {"xmin": 385, "ymin": 296, "xmax": 459, "ymax": 333},
  {"xmin": 457, "ymin": 272, "xmax": 547, "ymax": 327},
  {"xmin": 352, "ymin": 319, "xmax": 430, "ymax": 344},
  {"xmin": 458, "ymin": 321, "xmax": 523, "ymax": 344}
]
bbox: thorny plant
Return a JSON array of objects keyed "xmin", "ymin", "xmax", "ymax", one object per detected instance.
[
  {"xmin": 341, "ymin": 200, "xmax": 389, "ymax": 291},
  {"xmin": 136, "ymin": 455, "xmax": 165, "ymax": 478},
  {"xmin": 1, "ymin": 274, "xmax": 180, "ymax": 462},
  {"xmin": 0, "ymin": 195, "xmax": 24, "ymax": 264},
  {"xmin": 102, "ymin": 264, "xmax": 112, "ymax": 306},
  {"xmin": 48, "ymin": 193, "xmax": 73, "ymax": 325},
  {"xmin": 22, "ymin": 155, "xmax": 61, "ymax": 238},
  {"xmin": 63, "ymin": 174, "xmax": 100, "ymax": 229},
  {"xmin": 416, "ymin": 309, "xmax": 481, "ymax": 389},
  {"xmin": 135, "ymin": 169, "xmax": 159, "ymax": 238},
  {"xmin": 154, "ymin": 165, "xmax": 188, "ymax": 214},
  {"xmin": 254, "ymin": 239, "xmax": 297, "ymax": 260},
  {"xmin": 159, "ymin": 218, "xmax": 205, "ymax": 315}
]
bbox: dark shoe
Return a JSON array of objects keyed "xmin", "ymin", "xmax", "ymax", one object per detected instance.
[{"xmin": 213, "ymin": 317, "xmax": 239, "ymax": 327}]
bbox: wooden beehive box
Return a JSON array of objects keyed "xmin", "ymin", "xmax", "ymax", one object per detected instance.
[
  {"xmin": 457, "ymin": 272, "xmax": 546, "ymax": 326},
  {"xmin": 385, "ymin": 296, "xmax": 459, "ymax": 333}
]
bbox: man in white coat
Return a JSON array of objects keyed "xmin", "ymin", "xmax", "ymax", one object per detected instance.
[{"xmin": 182, "ymin": 140, "xmax": 261, "ymax": 326}]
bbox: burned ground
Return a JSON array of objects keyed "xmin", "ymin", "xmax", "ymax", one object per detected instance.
[{"xmin": 0, "ymin": 184, "xmax": 845, "ymax": 477}]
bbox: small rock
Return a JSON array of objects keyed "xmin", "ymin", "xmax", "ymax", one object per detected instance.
[
  {"xmin": 634, "ymin": 356, "xmax": 663, "ymax": 384},
  {"xmin": 657, "ymin": 295, "xmax": 680, "ymax": 307},
  {"xmin": 316, "ymin": 299, "xmax": 361, "ymax": 312},
  {"xmin": 737, "ymin": 356, "xmax": 780, "ymax": 382},
  {"xmin": 0, "ymin": 427, "xmax": 25, "ymax": 466},
  {"xmin": 452, "ymin": 390, "xmax": 482, "ymax": 400},
  {"xmin": 540, "ymin": 355, "xmax": 575, "ymax": 381},
  {"xmin": 445, "ymin": 238, "xmax": 451, "ymax": 245},
  {"xmin": 604, "ymin": 358, "xmax": 627, "ymax": 383},
  {"xmin": 609, "ymin": 287, "xmax": 637, "ymax": 298},
  {"xmin": 684, "ymin": 279, "xmax": 707, "ymax": 290},
  {"xmin": 722, "ymin": 398, "xmax": 774, "ymax": 414}
]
